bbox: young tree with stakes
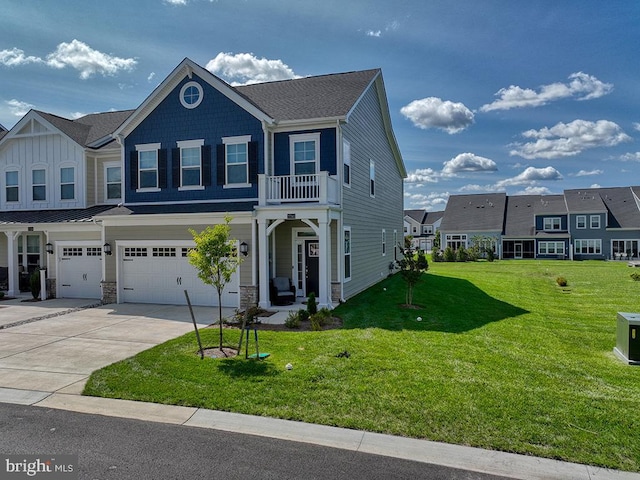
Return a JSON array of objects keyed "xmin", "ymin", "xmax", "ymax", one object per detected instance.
[{"xmin": 188, "ymin": 216, "xmax": 243, "ymax": 353}]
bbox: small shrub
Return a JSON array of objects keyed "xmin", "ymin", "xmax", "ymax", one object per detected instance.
[
  {"xmin": 298, "ymin": 309, "xmax": 310, "ymax": 322},
  {"xmin": 285, "ymin": 311, "xmax": 301, "ymax": 329},
  {"xmin": 310, "ymin": 308, "xmax": 332, "ymax": 331},
  {"xmin": 631, "ymin": 272, "xmax": 640, "ymax": 281},
  {"xmin": 30, "ymin": 270, "xmax": 41, "ymax": 299},
  {"xmin": 307, "ymin": 292, "xmax": 317, "ymax": 315},
  {"xmin": 431, "ymin": 249, "xmax": 443, "ymax": 262},
  {"xmin": 456, "ymin": 246, "xmax": 468, "ymax": 262},
  {"xmin": 486, "ymin": 249, "xmax": 496, "ymax": 262},
  {"xmin": 443, "ymin": 246, "xmax": 455, "ymax": 262},
  {"xmin": 556, "ymin": 276, "xmax": 568, "ymax": 287}
]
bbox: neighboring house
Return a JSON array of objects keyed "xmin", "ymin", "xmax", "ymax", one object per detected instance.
[
  {"xmin": 1, "ymin": 58, "xmax": 406, "ymax": 310},
  {"xmin": 0, "ymin": 123, "xmax": 7, "ymax": 141},
  {"xmin": 438, "ymin": 193, "xmax": 506, "ymax": 255},
  {"xmin": 403, "ymin": 209, "xmax": 443, "ymax": 251},
  {"xmin": 440, "ymin": 187, "xmax": 640, "ymax": 260},
  {"xmin": 0, "ymin": 109, "xmax": 133, "ymax": 297}
]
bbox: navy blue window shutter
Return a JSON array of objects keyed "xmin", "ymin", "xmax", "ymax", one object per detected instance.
[
  {"xmin": 129, "ymin": 150, "xmax": 138, "ymax": 190},
  {"xmin": 248, "ymin": 141, "xmax": 258, "ymax": 183},
  {"xmin": 172, "ymin": 148, "xmax": 180, "ymax": 187},
  {"xmin": 216, "ymin": 144, "xmax": 225, "ymax": 186},
  {"xmin": 202, "ymin": 145, "xmax": 211, "ymax": 186},
  {"xmin": 158, "ymin": 149, "xmax": 167, "ymax": 189}
]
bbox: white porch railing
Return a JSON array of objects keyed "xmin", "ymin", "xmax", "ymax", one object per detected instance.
[{"xmin": 258, "ymin": 172, "xmax": 339, "ymax": 205}]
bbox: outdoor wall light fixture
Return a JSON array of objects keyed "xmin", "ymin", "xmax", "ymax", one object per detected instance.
[
  {"xmin": 45, "ymin": 242, "xmax": 54, "ymax": 255},
  {"xmin": 239, "ymin": 241, "xmax": 249, "ymax": 256},
  {"xmin": 103, "ymin": 242, "xmax": 112, "ymax": 255}
]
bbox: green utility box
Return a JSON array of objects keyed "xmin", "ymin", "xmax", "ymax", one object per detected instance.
[{"xmin": 614, "ymin": 312, "xmax": 640, "ymax": 365}]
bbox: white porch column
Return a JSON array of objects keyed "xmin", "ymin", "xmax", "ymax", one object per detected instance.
[
  {"xmin": 5, "ymin": 231, "xmax": 20, "ymax": 297},
  {"xmin": 318, "ymin": 218, "xmax": 329, "ymax": 308},
  {"xmin": 257, "ymin": 217, "xmax": 270, "ymax": 308}
]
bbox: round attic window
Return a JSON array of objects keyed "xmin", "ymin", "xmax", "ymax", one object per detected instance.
[{"xmin": 179, "ymin": 81, "xmax": 203, "ymax": 109}]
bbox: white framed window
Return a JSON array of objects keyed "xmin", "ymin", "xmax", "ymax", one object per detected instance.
[
  {"xmin": 179, "ymin": 81, "xmax": 203, "ymax": 109},
  {"xmin": 344, "ymin": 227, "xmax": 351, "ymax": 282},
  {"xmin": 178, "ymin": 139, "xmax": 204, "ymax": 189},
  {"xmin": 446, "ymin": 234, "xmax": 467, "ymax": 250},
  {"xmin": 223, "ymin": 135, "xmax": 250, "ymax": 186},
  {"xmin": 5, "ymin": 170, "xmax": 19, "ymax": 202},
  {"xmin": 538, "ymin": 241, "xmax": 565, "ymax": 255},
  {"xmin": 31, "ymin": 169, "xmax": 46, "ymax": 202},
  {"xmin": 543, "ymin": 217, "xmax": 562, "ymax": 231},
  {"xmin": 382, "ymin": 229, "xmax": 386, "ymax": 256},
  {"xmin": 369, "ymin": 159, "xmax": 375, "ymax": 197},
  {"xmin": 290, "ymin": 133, "xmax": 320, "ymax": 176},
  {"xmin": 60, "ymin": 167, "xmax": 75, "ymax": 200},
  {"xmin": 576, "ymin": 215, "xmax": 586, "ymax": 229},
  {"xmin": 575, "ymin": 239, "xmax": 601, "ymax": 255},
  {"xmin": 136, "ymin": 143, "xmax": 160, "ymax": 191},
  {"xmin": 104, "ymin": 162, "xmax": 121, "ymax": 202},
  {"xmin": 343, "ymin": 139, "xmax": 351, "ymax": 186},
  {"xmin": 590, "ymin": 215, "xmax": 601, "ymax": 229}
]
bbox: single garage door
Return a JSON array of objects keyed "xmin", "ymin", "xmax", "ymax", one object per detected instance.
[
  {"xmin": 58, "ymin": 246, "xmax": 103, "ymax": 299},
  {"xmin": 120, "ymin": 246, "xmax": 239, "ymax": 307}
]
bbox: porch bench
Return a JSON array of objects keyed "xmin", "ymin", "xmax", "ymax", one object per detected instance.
[{"xmin": 270, "ymin": 277, "xmax": 296, "ymax": 305}]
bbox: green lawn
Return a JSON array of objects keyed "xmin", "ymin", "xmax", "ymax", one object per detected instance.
[{"xmin": 84, "ymin": 260, "xmax": 640, "ymax": 471}]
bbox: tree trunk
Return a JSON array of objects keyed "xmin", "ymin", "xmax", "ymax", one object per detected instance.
[{"xmin": 217, "ymin": 289, "xmax": 226, "ymax": 356}]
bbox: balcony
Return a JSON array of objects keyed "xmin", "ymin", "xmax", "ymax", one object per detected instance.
[{"xmin": 258, "ymin": 172, "xmax": 339, "ymax": 206}]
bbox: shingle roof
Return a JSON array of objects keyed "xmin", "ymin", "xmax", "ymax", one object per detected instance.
[
  {"xmin": 533, "ymin": 195, "xmax": 567, "ymax": 215},
  {"xmin": 235, "ymin": 69, "xmax": 380, "ymax": 121},
  {"xmin": 404, "ymin": 209, "xmax": 426, "ymax": 223},
  {"xmin": 0, "ymin": 205, "xmax": 116, "ymax": 225},
  {"xmin": 563, "ymin": 188, "xmax": 607, "ymax": 213},
  {"xmin": 424, "ymin": 211, "xmax": 444, "ymax": 224},
  {"xmin": 35, "ymin": 110, "xmax": 133, "ymax": 149},
  {"xmin": 598, "ymin": 186, "xmax": 640, "ymax": 229},
  {"xmin": 440, "ymin": 193, "xmax": 506, "ymax": 232},
  {"xmin": 503, "ymin": 195, "xmax": 538, "ymax": 237},
  {"xmin": 95, "ymin": 202, "xmax": 258, "ymax": 217}
]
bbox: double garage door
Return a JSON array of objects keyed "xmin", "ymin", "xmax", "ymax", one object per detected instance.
[{"xmin": 119, "ymin": 245, "xmax": 239, "ymax": 307}]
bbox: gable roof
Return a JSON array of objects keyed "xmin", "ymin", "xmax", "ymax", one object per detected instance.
[
  {"xmin": 235, "ymin": 69, "xmax": 380, "ymax": 123},
  {"xmin": 404, "ymin": 209, "xmax": 426, "ymax": 223},
  {"xmin": 598, "ymin": 187, "xmax": 640, "ymax": 229},
  {"xmin": 534, "ymin": 195, "xmax": 567, "ymax": 215},
  {"xmin": 563, "ymin": 188, "xmax": 607, "ymax": 213},
  {"xmin": 1, "ymin": 109, "xmax": 133, "ymax": 151},
  {"xmin": 440, "ymin": 193, "xmax": 507, "ymax": 233},
  {"xmin": 425, "ymin": 211, "xmax": 444, "ymax": 224},
  {"xmin": 503, "ymin": 195, "xmax": 538, "ymax": 237}
]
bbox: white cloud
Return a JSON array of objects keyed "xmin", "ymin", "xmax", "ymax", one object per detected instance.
[
  {"xmin": 366, "ymin": 30, "xmax": 382, "ymax": 37},
  {"xmin": 206, "ymin": 52, "xmax": 300, "ymax": 85},
  {"xmin": 165, "ymin": 0, "xmax": 187, "ymax": 4},
  {"xmin": 404, "ymin": 168, "xmax": 440, "ymax": 183},
  {"xmin": 514, "ymin": 186, "xmax": 553, "ymax": 195},
  {"xmin": 496, "ymin": 166, "xmax": 563, "ymax": 187},
  {"xmin": 400, "ymin": 97, "xmax": 474, "ymax": 134},
  {"xmin": 147, "ymin": 72, "xmax": 156, "ymax": 82},
  {"xmin": 0, "ymin": 41, "xmax": 136, "ymax": 79},
  {"xmin": 404, "ymin": 191, "xmax": 450, "ymax": 209},
  {"xmin": 442, "ymin": 153, "xmax": 497, "ymax": 175},
  {"xmin": 509, "ymin": 119, "xmax": 631, "ymax": 159},
  {"xmin": 0, "ymin": 48, "xmax": 42, "ymax": 67},
  {"xmin": 6, "ymin": 99, "xmax": 34, "ymax": 117},
  {"xmin": 590, "ymin": 184, "xmax": 602, "ymax": 188},
  {"xmin": 458, "ymin": 184, "xmax": 497, "ymax": 193},
  {"xmin": 620, "ymin": 152, "xmax": 640, "ymax": 162},
  {"xmin": 574, "ymin": 169, "xmax": 603, "ymax": 177},
  {"xmin": 480, "ymin": 72, "xmax": 613, "ymax": 112},
  {"xmin": 633, "ymin": 122, "xmax": 640, "ymax": 132}
]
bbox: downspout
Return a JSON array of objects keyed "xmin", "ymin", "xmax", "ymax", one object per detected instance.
[{"xmin": 336, "ymin": 119, "xmax": 345, "ymax": 303}]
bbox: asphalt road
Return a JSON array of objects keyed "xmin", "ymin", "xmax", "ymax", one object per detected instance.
[{"xmin": 0, "ymin": 402, "xmax": 512, "ymax": 480}]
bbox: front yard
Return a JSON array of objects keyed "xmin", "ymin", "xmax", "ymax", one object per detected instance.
[{"xmin": 84, "ymin": 260, "xmax": 640, "ymax": 472}]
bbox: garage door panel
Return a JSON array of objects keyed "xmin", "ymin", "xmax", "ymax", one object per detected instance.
[
  {"xmin": 58, "ymin": 246, "xmax": 102, "ymax": 299},
  {"xmin": 120, "ymin": 245, "xmax": 238, "ymax": 307}
]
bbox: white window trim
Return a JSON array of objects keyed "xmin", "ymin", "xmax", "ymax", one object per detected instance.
[
  {"xmin": 575, "ymin": 239, "xmax": 602, "ymax": 255},
  {"xmin": 343, "ymin": 139, "xmax": 351, "ymax": 187},
  {"xmin": 590, "ymin": 215, "xmax": 601, "ymax": 229},
  {"xmin": 179, "ymin": 81, "xmax": 203, "ymax": 109},
  {"xmin": 369, "ymin": 159, "xmax": 375, "ymax": 198},
  {"xmin": 344, "ymin": 226, "xmax": 351, "ymax": 282},
  {"xmin": 543, "ymin": 217, "xmax": 562, "ymax": 231},
  {"xmin": 290, "ymin": 133, "xmax": 320, "ymax": 176},
  {"xmin": 538, "ymin": 241, "xmax": 565, "ymax": 255},
  {"xmin": 5, "ymin": 169, "xmax": 20, "ymax": 203},
  {"xmin": 576, "ymin": 215, "xmax": 586, "ymax": 229},
  {"xmin": 30, "ymin": 166, "xmax": 47, "ymax": 203},
  {"xmin": 59, "ymin": 165, "xmax": 76, "ymax": 202},
  {"xmin": 177, "ymin": 139, "xmax": 204, "ymax": 190},
  {"xmin": 223, "ymin": 135, "xmax": 251, "ymax": 188},
  {"xmin": 103, "ymin": 161, "xmax": 122, "ymax": 204},
  {"xmin": 136, "ymin": 143, "xmax": 161, "ymax": 192}
]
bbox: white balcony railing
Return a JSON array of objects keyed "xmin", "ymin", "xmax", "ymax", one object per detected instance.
[{"xmin": 258, "ymin": 172, "xmax": 339, "ymax": 206}]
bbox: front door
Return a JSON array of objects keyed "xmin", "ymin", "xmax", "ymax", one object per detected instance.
[
  {"xmin": 514, "ymin": 242, "xmax": 523, "ymax": 259},
  {"xmin": 304, "ymin": 240, "xmax": 319, "ymax": 297}
]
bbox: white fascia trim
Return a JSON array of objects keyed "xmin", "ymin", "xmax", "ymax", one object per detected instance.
[
  {"xmin": 222, "ymin": 135, "xmax": 251, "ymax": 144},
  {"xmin": 101, "ymin": 211, "xmax": 254, "ymax": 227},
  {"xmin": 135, "ymin": 142, "xmax": 161, "ymax": 151},
  {"xmin": 177, "ymin": 139, "xmax": 204, "ymax": 148},
  {"xmin": 0, "ymin": 110, "xmax": 82, "ymax": 150},
  {"xmin": 270, "ymin": 118, "xmax": 344, "ymax": 133}
]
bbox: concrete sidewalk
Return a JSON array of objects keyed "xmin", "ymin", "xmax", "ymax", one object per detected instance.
[{"xmin": 0, "ymin": 299, "xmax": 638, "ymax": 480}]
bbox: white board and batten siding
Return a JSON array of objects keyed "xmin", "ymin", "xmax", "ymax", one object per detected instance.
[{"xmin": 117, "ymin": 241, "xmax": 239, "ymax": 307}]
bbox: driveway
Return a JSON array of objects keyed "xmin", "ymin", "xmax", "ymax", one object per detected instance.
[{"xmin": 0, "ymin": 298, "xmax": 232, "ymax": 401}]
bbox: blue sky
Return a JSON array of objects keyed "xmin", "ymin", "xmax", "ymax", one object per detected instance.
[{"xmin": 1, "ymin": 1, "xmax": 639, "ymax": 210}]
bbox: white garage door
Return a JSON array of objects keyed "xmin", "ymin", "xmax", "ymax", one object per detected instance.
[
  {"xmin": 119, "ymin": 246, "xmax": 239, "ymax": 307},
  {"xmin": 58, "ymin": 246, "xmax": 103, "ymax": 299}
]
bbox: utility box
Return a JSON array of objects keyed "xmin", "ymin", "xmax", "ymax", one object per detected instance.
[{"xmin": 614, "ymin": 312, "xmax": 640, "ymax": 365}]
